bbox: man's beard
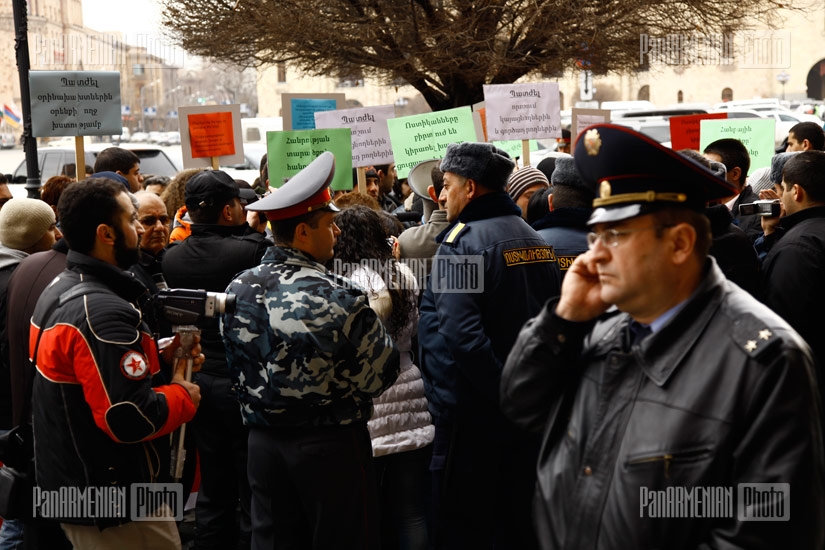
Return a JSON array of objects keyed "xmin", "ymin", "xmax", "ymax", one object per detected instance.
[{"xmin": 113, "ymin": 224, "xmax": 141, "ymax": 269}]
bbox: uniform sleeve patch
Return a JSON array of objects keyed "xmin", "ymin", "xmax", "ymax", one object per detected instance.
[
  {"xmin": 120, "ymin": 351, "xmax": 149, "ymax": 380},
  {"xmin": 557, "ymin": 255, "xmax": 579, "ymax": 271},
  {"xmin": 502, "ymin": 246, "xmax": 557, "ymax": 266}
]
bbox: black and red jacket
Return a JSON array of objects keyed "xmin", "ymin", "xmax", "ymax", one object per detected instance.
[{"xmin": 31, "ymin": 251, "xmax": 196, "ymax": 526}]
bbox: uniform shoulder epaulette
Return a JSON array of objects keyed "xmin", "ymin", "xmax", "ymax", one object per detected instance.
[
  {"xmin": 444, "ymin": 222, "xmax": 467, "ymax": 244},
  {"xmin": 730, "ymin": 312, "xmax": 782, "ymax": 361}
]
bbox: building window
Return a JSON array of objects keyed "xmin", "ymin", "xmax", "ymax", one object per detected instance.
[
  {"xmin": 277, "ymin": 63, "xmax": 287, "ymax": 83},
  {"xmin": 677, "ymin": 90, "xmax": 684, "ymax": 103},
  {"xmin": 638, "ymin": 85, "xmax": 650, "ymax": 101}
]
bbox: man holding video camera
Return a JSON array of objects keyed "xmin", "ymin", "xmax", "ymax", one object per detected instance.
[
  {"xmin": 31, "ymin": 178, "xmax": 202, "ymax": 548},
  {"xmin": 162, "ymin": 170, "xmax": 272, "ymax": 550},
  {"xmin": 760, "ymin": 150, "xmax": 825, "ymax": 373},
  {"xmin": 221, "ymin": 152, "xmax": 399, "ymax": 550}
]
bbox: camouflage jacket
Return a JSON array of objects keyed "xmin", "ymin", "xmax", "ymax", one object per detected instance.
[{"xmin": 221, "ymin": 246, "xmax": 400, "ymax": 428}]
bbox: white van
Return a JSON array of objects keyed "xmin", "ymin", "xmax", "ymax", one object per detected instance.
[{"xmin": 241, "ymin": 117, "xmax": 283, "ymax": 145}]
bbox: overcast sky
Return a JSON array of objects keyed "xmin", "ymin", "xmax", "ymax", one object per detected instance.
[{"xmin": 82, "ymin": 0, "xmax": 162, "ymax": 38}]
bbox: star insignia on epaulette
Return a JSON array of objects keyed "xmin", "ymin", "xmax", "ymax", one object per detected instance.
[
  {"xmin": 758, "ymin": 329, "xmax": 772, "ymax": 341},
  {"xmin": 744, "ymin": 340, "xmax": 758, "ymax": 352}
]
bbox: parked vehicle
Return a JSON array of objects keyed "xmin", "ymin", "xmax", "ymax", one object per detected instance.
[
  {"xmin": 0, "ymin": 133, "xmax": 16, "ymax": 149},
  {"xmin": 240, "ymin": 117, "xmax": 283, "ymax": 145},
  {"xmin": 11, "ymin": 144, "xmax": 182, "ymax": 184}
]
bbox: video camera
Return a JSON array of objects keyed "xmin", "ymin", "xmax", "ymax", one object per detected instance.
[
  {"xmin": 154, "ymin": 288, "xmax": 236, "ymax": 327},
  {"xmin": 739, "ymin": 199, "xmax": 780, "ymax": 217}
]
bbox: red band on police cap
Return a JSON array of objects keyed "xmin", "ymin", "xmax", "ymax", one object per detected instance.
[{"xmin": 264, "ymin": 187, "xmax": 334, "ymax": 221}]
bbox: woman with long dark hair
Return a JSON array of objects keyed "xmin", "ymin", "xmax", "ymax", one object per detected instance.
[{"xmin": 332, "ymin": 205, "xmax": 433, "ymax": 550}]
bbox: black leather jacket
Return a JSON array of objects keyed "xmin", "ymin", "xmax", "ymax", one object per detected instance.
[{"xmin": 501, "ymin": 259, "xmax": 825, "ymax": 549}]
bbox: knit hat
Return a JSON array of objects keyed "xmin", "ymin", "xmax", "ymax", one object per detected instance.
[
  {"xmin": 440, "ymin": 142, "xmax": 515, "ymax": 190},
  {"xmin": 506, "ymin": 167, "xmax": 549, "ymax": 202},
  {"xmin": 551, "ymin": 157, "xmax": 596, "ymax": 196},
  {"xmin": 771, "ymin": 151, "xmax": 800, "ymax": 185},
  {"xmin": 0, "ymin": 198, "xmax": 56, "ymax": 251},
  {"xmin": 747, "ymin": 166, "xmax": 773, "ymax": 194}
]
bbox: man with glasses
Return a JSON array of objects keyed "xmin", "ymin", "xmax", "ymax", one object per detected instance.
[{"xmin": 501, "ymin": 124, "xmax": 825, "ymax": 549}]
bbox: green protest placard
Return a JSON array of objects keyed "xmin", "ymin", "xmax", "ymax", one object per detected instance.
[
  {"xmin": 699, "ymin": 118, "xmax": 775, "ymax": 174},
  {"xmin": 388, "ymin": 107, "xmax": 478, "ymax": 179},
  {"xmin": 266, "ymin": 128, "xmax": 353, "ymax": 191}
]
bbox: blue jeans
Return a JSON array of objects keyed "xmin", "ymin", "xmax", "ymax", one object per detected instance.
[{"xmin": 0, "ymin": 519, "xmax": 24, "ymax": 550}]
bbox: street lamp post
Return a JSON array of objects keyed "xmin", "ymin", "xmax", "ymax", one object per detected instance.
[
  {"xmin": 777, "ymin": 71, "xmax": 791, "ymax": 101},
  {"xmin": 140, "ymin": 80, "xmax": 160, "ymax": 132}
]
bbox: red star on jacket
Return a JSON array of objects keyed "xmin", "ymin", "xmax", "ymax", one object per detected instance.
[{"xmin": 120, "ymin": 351, "xmax": 149, "ymax": 380}]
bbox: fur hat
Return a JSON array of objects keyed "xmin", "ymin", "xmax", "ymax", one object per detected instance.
[
  {"xmin": 771, "ymin": 151, "xmax": 800, "ymax": 185},
  {"xmin": 507, "ymin": 168, "xmax": 549, "ymax": 202},
  {"xmin": 440, "ymin": 142, "xmax": 515, "ymax": 190},
  {"xmin": 0, "ymin": 198, "xmax": 55, "ymax": 251},
  {"xmin": 551, "ymin": 157, "xmax": 596, "ymax": 195}
]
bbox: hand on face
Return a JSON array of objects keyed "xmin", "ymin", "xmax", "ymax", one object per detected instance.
[{"xmin": 555, "ymin": 251, "xmax": 610, "ymax": 322}]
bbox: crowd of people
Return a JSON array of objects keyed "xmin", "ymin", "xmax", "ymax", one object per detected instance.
[{"xmin": 0, "ymin": 117, "xmax": 822, "ymax": 549}]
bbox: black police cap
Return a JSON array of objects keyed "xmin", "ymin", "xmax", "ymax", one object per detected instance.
[{"xmin": 574, "ymin": 124, "xmax": 738, "ymax": 225}]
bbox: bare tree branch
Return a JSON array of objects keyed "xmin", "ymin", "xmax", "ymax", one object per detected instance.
[{"xmin": 162, "ymin": 0, "xmax": 791, "ymax": 111}]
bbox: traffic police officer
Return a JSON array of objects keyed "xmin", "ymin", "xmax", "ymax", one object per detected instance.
[{"xmin": 221, "ymin": 152, "xmax": 400, "ymax": 550}]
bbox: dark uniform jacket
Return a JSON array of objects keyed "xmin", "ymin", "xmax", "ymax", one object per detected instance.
[
  {"xmin": 531, "ymin": 208, "xmax": 590, "ymax": 279},
  {"xmin": 418, "ymin": 192, "xmax": 562, "ymax": 417},
  {"xmin": 162, "ymin": 223, "xmax": 272, "ymax": 377},
  {"xmin": 761, "ymin": 205, "xmax": 825, "ymax": 371},
  {"xmin": 501, "ymin": 259, "xmax": 825, "ymax": 549},
  {"xmin": 32, "ymin": 251, "xmax": 196, "ymax": 526}
]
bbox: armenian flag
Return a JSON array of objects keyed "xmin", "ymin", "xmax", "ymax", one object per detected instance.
[{"xmin": 3, "ymin": 104, "xmax": 21, "ymax": 128}]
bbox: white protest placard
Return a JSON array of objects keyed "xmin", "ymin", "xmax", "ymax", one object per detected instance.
[
  {"xmin": 178, "ymin": 104, "xmax": 244, "ymax": 169},
  {"xmin": 482, "ymin": 82, "xmax": 562, "ymax": 141},
  {"xmin": 29, "ymin": 71, "xmax": 121, "ymax": 136},
  {"xmin": 314, "ymin": 105, "xmax": 395, "ymax": 167},
  {"xmin": 571, "ymin": 108, "xmax": 611, "ymax": 144}
]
